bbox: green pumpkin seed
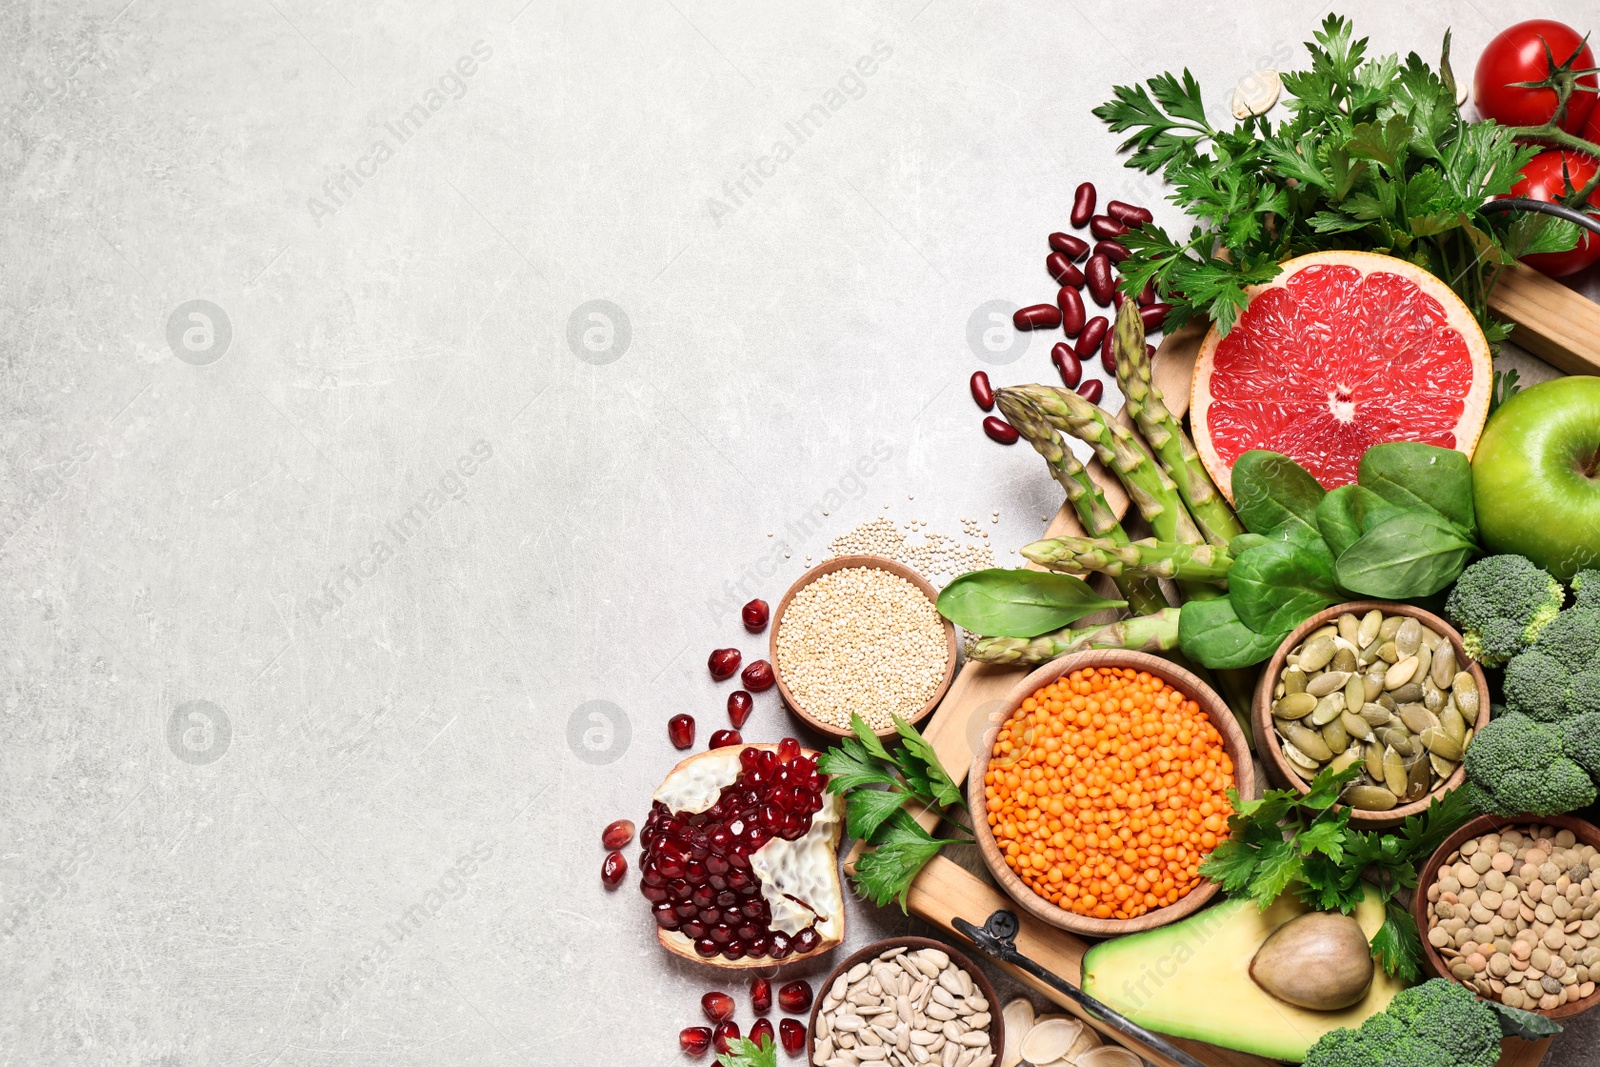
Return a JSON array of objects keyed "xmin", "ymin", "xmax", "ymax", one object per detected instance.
[
  {"xmin": 1358, "ymin": 609, "xmax": 1383, "ymax": 647},
  {"xmin": 1337, "ymin": 613, "xmax": 1360, "ymax": 645},
  {"xmin": 1390, "ymin": 681, "xmax": 1424, "ymax": 704},
  {"xmin": 1429, "ymin": 752, "xmax": 1458, "ymax": 778},
  {"xmin": 1381, "ymin": 727, "xmax": 1414, "ymax": 756},
  {"xmin": 1359, "ymin": 702, "xmax": 1392, "ymax": 725},
  {"xmin": 1453, "ymin": 673, "xmax": 1480, "ymax": 719},
  {"xmin": 1378, "ymin": 640, "xmax": 1400, "ymax": 664},
  {"xmin": 1357, "ymin": 640, "xmax": 1381, "ymax": 668},
  {"xmin": 1310, "ymin": 694, "xmax": 1345, "ymax": 725},
  {"xmin": 1395, "ymin": 618, "xmax": 1422, "ymax": 657},
  {"xmin": 1401, "ymin": 705, "xmax": 1441, "ymax": 734},
  {"xmin": 1282, "ymin": 667, "xmax": 1306, "ymax": 696},
  {"xmin": 1462, "ymin": 727, "xmax": 1474, "ymax": 748},
  {"xmin": 1346, "ymin": 783, "xmax": 1399, "ymax": 811},
  {"xmin": 1281, "ymin": 739, "xmax": 1322, "ymax": 771},
  {"xmin": 1421, "ymin": 727, "xmax": 1464, "ymax": 761},
  {"xmin": 1364, "ymin": 670, "xmax": 1385, "ymax": 701},
  {"xmin": 1332, "ymin": 647, "xmax": 1358, "ymax": 674},
  {"xmin": 1414, "ymin": 643, "xmax": 1432, "ymax": 686},
  {"xmin": 1298, "ymin": 636, "xmax": 1337, "ymax": 672},
  {"xmin": 1309, "ymin": 624, "xmax": 1338, "ymax": 643},
  {"xmin": 1365, "ymin": 741, "xmax": 1387, "ymax": 781},
  {"xmin": 1322, "ymin": 718, "xmax": 1349, "ymax": 754},
  {"xmin": 1378, "ymin": 616, "xmax": 1404, "ymax": 641},
  {"xmin": 1285, "ymin": 722, "xmax": 1333, "ymax": 761},
  {"xmin": 1306, "ymin": 670, "xmax": 1351, "ymax": 698},
  {"xmin": 1439, "ymin": 703, "xmax": 1466, "ymax": 743},
  {"xmin": 1378, "ymin": 693, "xmax": 1398, "ymax": 713},
  {"xmin": 1405, "ymin": 755, "xmax": 1431, "ymax": 801},
  {"xmin": 1283, "ymin": 758, "xmax": 1312, "ymax": 782},
  {"xmin": 1342, "ymin": 710, "xmax": 1376, "ymax": 741},
  {"xmin": 1423, "ymin": 682, "xmax": 1445, "ymax": 713},
  {"xmin": 1383, "ymin": 747, "xmax": 1408, "ymax": 794},
  {"xmin": 1273, "ymin": 692, "xmax": 1318, "ymax": 720},
  {"xmin": 1385, "ymin": 656, "xmax": 1419, "ymax": 690},
  {"xmin": 1328, "ymin": 747, "xmax": 1362, "ymax": 776},
  {"xmin": 1344, "ymin": 676, "xmax": 1367, "ymax": 716},
  {"xmin": 1432, "ymin": 644, "xmax": 1456, "ymax": 689}
]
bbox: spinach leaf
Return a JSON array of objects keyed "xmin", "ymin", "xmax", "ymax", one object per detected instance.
[
  {"xmin": 1334, "ymin": 511, "xmax": 1477, "ymax": 598},
  {"xmin": 1228, "ymin": 532, "xmax": 1272, "ymax": 555},
  {"xmin": 1229, "ymin": 530, "xmax": 1341, "ymax": 635},
  {"xmin": 1178, "ymin": 595, "xmax": 1292, "ymax": 669},
  {"xmin": 936, "ymin": 569, "xmax": 1126, "ymax": 638},
  {"xmin": 1315, "ymin": 484, "xmax": 1405, "ymax": 557},
  {"xmin": 1357, "ymin": 442, "xmax": 1476, "ymax": 539},
  {"xmin": 1231, "ymin": 451, "xmax": 1326, "ymax": 537}
]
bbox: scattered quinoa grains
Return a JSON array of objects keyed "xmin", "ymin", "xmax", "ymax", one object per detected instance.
[
  {"xmin": 827, "ymin": 515, "xmax": 994, "ymax": 584},
  {"xmin": 985, "ymin": 667, "xmax": 1235, "ymax": 920},
  {"xmin": 774, "ymin": 566, "xmax": 949, "ymax": 731}
]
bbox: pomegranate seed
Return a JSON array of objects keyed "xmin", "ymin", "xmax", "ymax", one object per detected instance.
[
  {"xmin": 779, "ymin": 1019, "xmax": 806, "ymax": 1056},
  {"xmin": 1078, "ymin": 378, "xmax": 1104, "ymax": 404},
  {"xmin": 727, "ymin": 690, "xmax": 753, "ymax": 728},
  {"xmin": 601, "ymin": 851, "xmax": 627, "ymax": 889},
  {"xmin": 1074, "ymin": 316, "xmax": 1107, "ymax": 359},
  {"xmin": 1106, "ymin": 199, "xmax": 1153, "ymax": 226},
  {"xmin": 777, "ymin": 979, "xmax": 813, "ymax": 1014},
  {"xmin": 1052, "ymin": 343, "xmax": 1082, "ymax": 388},
  {"xmin": 680, "ymin": 1026, "xmax": 713, "ymax": 1056},
  {"xmin": 983, "ymin": 416, "xmax": 1019, "ymax": 445},
  {"xmin": 741, "ymin": 599, "xmax": 770, "ymax": 633},
  {"xmin": 969, "ymin": 370, "xmax": 995, "ymax": 411},
  {"xmin": 668, "ymin": 714, "xmax": 696, "ymax": 750},
  {"xmin": 751, "ymin": 975, "xmax": 772, "ymax": 1014},
  {"xmin": 1057, "ymin": 285, "xmax": 1085, "ymax": 336},
  {"xmin": 741, "ymin": 660, "xmax": 775, "ymax": 692},
  {"xmin": 776, "ymin": 737, "xmax": 801, "ymax": 763},
  {"xmin": 1012, "ymin": 304, "xmax": 1061, "ymax": 330},
  {"xmin": 601, "ymin": 819, "xmax": 635, "ymax": 850},
  {"xmin": 749, "ymin": 1018, "xmax": 775, "ymax": 1050},
  {"xmin": 713, "ymin": 1021, "xmax": 740, "ymax": 1055},
  {"xmin": 708, "ymin": 648, "xmax": 741, "ymax": 680},
  {"xmin": 702, "ymin": 990, "xmax": 735, "ymax": 1023},
  {"xmin": 710, "ymin": 729, "xmax": 742, "ymax": 749},
  {"xmin": 1049, "ymin": 231, "xmax": 1089, "ymax": 259},
  {"xmin": 1141, "ymin": 303, "xmax": 1173, "ymax": 333},
  {"xmin": 1090, "ymin": 214, "xmax": 1128, "ymax": 240},
  {"xmin": 1071, "ymin": 182, "xmax": 1096, "ymax": 227},
  {"xmin": 1094, "ymin": 239, "xmax": 1130, "ymax": 264}
]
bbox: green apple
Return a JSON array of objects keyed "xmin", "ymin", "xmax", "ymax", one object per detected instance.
[{"xmin": 1473, "ymin": 375, "xmax": 1600, "ymax": 580}]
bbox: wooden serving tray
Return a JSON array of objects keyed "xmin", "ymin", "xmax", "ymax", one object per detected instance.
[{"xmin": 847, "ymin": 270, "xmax": 1600, "ymax": 1065}]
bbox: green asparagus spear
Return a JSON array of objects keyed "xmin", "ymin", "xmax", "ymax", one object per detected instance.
[
  {"xmin": 967, "ymin": 607, "xmax": 1182, "ymax": 666},
  {"xmin": 1111, "ymin": 304, "xmax": 1242, "ymax": 548},
  {"xmin": 1021, "ymin": 535, "xmax": 1233, "ymax": 583}
]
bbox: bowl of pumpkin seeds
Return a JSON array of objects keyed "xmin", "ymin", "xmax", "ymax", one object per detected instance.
[{"xmin": 1251, "ymin": 601, "xmax": 1492, "ymax": 827}]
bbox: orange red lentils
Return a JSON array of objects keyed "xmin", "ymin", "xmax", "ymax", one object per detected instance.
[{"xmin": 983, "ymin": 666, "xmax": 1235, "ymax": 920}]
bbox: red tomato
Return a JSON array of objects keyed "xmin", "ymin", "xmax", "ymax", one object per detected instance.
[
  {"xmin": 1586, "ymin": 94, "xmax": 1600, "ymax": 144},
  {"xmin": 1508, "ymin": 150, "xmax": 1600, "ymax": 277},
  {"xmin": 1474, "ymin": 20, "xmax": 1597, "ymax": 133}
]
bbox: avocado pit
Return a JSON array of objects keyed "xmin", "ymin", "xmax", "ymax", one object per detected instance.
[{"xmin": 1248, "ymin": 911, "xmax": 1374, "ymax": 1011}]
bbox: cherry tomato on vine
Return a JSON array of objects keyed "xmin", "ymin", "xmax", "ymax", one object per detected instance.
[
  {"xmin": 1473, "ymin": 20, "xmax": 1597, "ymax": 134},
  {"xmin": 1507, "ymin": 150, "xmax": 1600, "ymax": 277},
  {"xmin": 1586, "ymin": 94, "xmax": 1600, "ymax": 145}
]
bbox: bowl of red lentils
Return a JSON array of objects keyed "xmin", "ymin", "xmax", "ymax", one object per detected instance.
[{"xmin": 969, "ymin": 650, "xmax": 1256, "ymax": 936}]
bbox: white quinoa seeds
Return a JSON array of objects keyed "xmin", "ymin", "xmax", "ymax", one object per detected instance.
[
  {"xmin": 827, "ymin": 516, "xmax": 994, "ymax": 584},
  {"xmin": 776, "ymin": 566, "xmax": 949, "ymax": 731}
]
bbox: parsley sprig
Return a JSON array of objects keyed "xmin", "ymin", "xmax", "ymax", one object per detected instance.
[
  {"xmin": 1093, "ymin": 15, "xmax": 1581, "ymax": 341},
  {"xmin": 1199, "ymin": 763, "xmax": 1475, "ymax": 982},
  {"xmin": 716, "ymin": 1035, "xmax": 776, "ymax": 1067},
  {"xmin": 817, "ymin": 713, "xmax": 972, "ymax": 910}
]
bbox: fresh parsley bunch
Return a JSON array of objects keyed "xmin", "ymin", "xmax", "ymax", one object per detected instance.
[
  {"xmin": 1200, "ymin": 763, "xmax": 1476, "ymax": 981},
  {"xmin": 1093, "ymin": 15, "xmax": 1580, "ymax": 341},
  {"xmin": 817, "ymin": 713, "xmax": 971, "ymax": 910}
]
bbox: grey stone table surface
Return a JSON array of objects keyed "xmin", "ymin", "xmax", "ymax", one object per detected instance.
[{"xmin": 3, "ymin": 1, "xmax": 1599, "ymax": 1065}]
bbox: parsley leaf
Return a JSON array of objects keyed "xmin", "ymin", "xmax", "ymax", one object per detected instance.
[
  {"xmin": 852, "ymin": 811, "xmax": 949, "ymax": 910},
  {"xmin": 716, "ymin": 1035, "xmax": 777, "ymax": 1067},
  {"xmin": 1370, "ymin": 899, "xmax": 1425, "ymax": 984}
]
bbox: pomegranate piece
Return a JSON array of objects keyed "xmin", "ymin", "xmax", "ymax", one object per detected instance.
[
  {"xmin": 742, "ymin": 599, "xmax": 770, "ymax": 633},
  {"xmin": 601, "ymin": 819, "xmax": 635, "ymax": 850},
  {"xmin": 708, "ymin": 648, "xmax": 741, "ymax": 680},
  {"xmin": 983, "ymin": 416, "xmax": 1019, "ymax": 445},
  {"xmin": 702, "ymin": 990, "xmax": 735, "ymax": 1022},
  {"xmin": 777, "ymin": 979, "xmax": 813, "ymax": 1014},
  {"xmin": 601, "ymin": 851, "xmax": 628, "ymax": 889},
  {"xmin": 726, "ymin": 690, "xmax": 754, "ymax": 728},
  {"xmin": 750, "ymin": 975, "xmax": 772, "ymax": 1014},
  {"xmin": 749, "ymin": 1018, "xmax": 775, "ymax": 1050},
  {"xmin": 779, "ymin": 1019, "xmax": 806, "ymax": 1056},
  {"xmin": 668, "ymin": 714, "xmax": 696, "ymax": 750},
  {"xmin": 709, "ymin": 728, "xmax": 742, "ymax": 749},
  {"xmin": 712, "ymin": 1021, "xmax": 740, "ymax": 1055},
  {"xmin": 680, "ymin": 1026, "xmax": 713, "ymax": 1056},
  {"xmin": 740, "ymin": 660, "xmax": 775, "ymax": 692}
]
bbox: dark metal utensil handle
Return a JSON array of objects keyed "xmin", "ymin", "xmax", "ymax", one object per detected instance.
[{"xmin": 951, "ymin": 910, "xmax": 1211, "ymax": 1067}]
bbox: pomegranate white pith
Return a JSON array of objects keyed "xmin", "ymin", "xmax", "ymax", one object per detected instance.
[{"xmin": 642, "ymin": 741, "xmax": 844, "ymax": 969}]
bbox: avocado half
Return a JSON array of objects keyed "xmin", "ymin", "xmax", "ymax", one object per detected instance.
[{"xmin": 1079, "ymin": 886, "xmax": 1407, "ymax": 1062}]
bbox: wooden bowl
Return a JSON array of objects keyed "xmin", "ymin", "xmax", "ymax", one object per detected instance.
[
  {"xmin": 807, "ymin": 936, "xmax": 1003, "ymax": 1066},
  {"xmin": 1252, "ymin": 601, "xmax": 1490, "ymax": 829},
  {"xmin": 968, "ymin": 649, "xmax": 1255, "ymax": 937},
  {"xmin": 1411, "ymin": 813, "xmax": 1600, "ymax": 1020},
  {"xmin": 770, "ymin": 555, "xmax": 958, "ymax": 739}
]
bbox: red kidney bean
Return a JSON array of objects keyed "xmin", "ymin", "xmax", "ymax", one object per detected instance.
[
  {"xmin": 1094, "ymin": 240, "xmax": 1130, "ymax": 264},
  {"xmin": 1013, "ymin": 304, "xmax": 1061, "ymax": 330},
  {"xmin": 1101, "ymin": 328, "xmax": 1116, "ymax": 374},
  {"xmin": 1085, "ymin": 255, "xmax": 1115, "ymax": 306},
  {"xmin": 1140, "ymin": 303, "xmax": 1174, "ymax": 333},
  {"xmin": 1046, "ymin": 253, "xmax": 1085, "ymax": 287},
  {"xmin": 1074, "ymin": 315, "xmax": 1108, "ymax": 359},
  {"xmin": 1051, "ymin": 343, "xmax": 1082, "ymax": 388},
  {"xmin": 1077, "ymin": 378, "xmax": 1104, "ymax": 404},
  {"xmin": 1056, "ymin": 285, "xmax": 1085, "ymax": 335},
  {"xmin": 1137, "ymin": 280, "xmax": 1156, "ymax": 307},
  {"xmin": 983, "ymin": 416, "xmax": 1020, "ymax": 444},
  {"xmin": 969, "ymin": 370, "xmax": 994, "ymax": 411},
  {"xmin": 1071, "ymin": 182, "xmax": 1096, "ymax": 227},
  {"xmin": 1146, "ymin": 343, "xmax": 1156, "ymax": 360},
  {"xmin": 1112, "ymin": 290, "xmax": 1125, "ymax": 312},
  {"xmin": 1107, "ymin": 200, "xmax": 1154, "ymax": 227},
  {"xmin": 1048, "ymin": 232, "xmax": 1090, "ymax": 260},
  {"xmin": 1090, "ymin": 215, "xmax": 1128, "ymax": 241}
]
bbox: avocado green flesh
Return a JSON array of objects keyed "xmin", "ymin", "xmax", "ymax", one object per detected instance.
[{"xmin": 1079, "ymin": 888, "xmax": 1406, "ymax": 1062}]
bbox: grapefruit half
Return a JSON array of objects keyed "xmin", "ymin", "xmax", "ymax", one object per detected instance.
[{"xmin": 1190, "ymin": 250, "xmax": 1492, "ymax": 501}]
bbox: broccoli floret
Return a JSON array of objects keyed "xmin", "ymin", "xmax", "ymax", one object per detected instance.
[
  {"xmin": 1571, "ymin": 569, "xmax": 1600, "ymax": 611},
  {"xmin": 1565, "ymin": 712, "xmax": 1600, "ymax": 780},
  {"xmin": 1463, "ymin": 712, "xmax": 1597, "ymax": 816},
  {"xmin": 1504, "ymin": 651, "xmax": 1574, "ymax": 722},
  {"xmin": 1502, "ymin": 605, "xmax": 1600, "ymax": 721},
  {"xmin": 1528, "ymin": 606, "xmax": 1600, "ymax": 672},
  {"xmin": 1445, "ymin": 555, "xmax": 1565, "ymax": 667},
  {"xmin": 1302, "ymin": 979, "xmax": 1501, "ymax": 1067}
]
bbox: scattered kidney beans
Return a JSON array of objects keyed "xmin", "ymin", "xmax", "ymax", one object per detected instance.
[
  {"xmin": 712, "ymin": 1021, "xmax": 741, "ymax": 1055},
  {"xmin": 778, "ymin": 980, "xmax": 814, "ymax": 1014},
  {"xmin": 749, "ymin": 1018, "xmax": 775, "ymax": 1050},
  {"xmin": 601, "ymin": 819, "xmax": 635, "ymax": 850},
  {"xmin": 1086, "ymin": 254, "xmax": 1115, "ymax": 306},
  {"xmin": 779, "ymin": 1019, "xmax": 806, "ymax": 1056},
  {"xmin": 1052, "ymin": 343, "xmax": 1083, "ymax": 388},
  {"xmin": 741, "ymin": 598, "xmax": 769, "ymax": 633},
  {"xmin": 1146, "ymin": 343, "xmax": 1156, "ymax": 360},
  {"xmin": 1074, "ymin": 315, "xmax": 1108, "ymax": 359},
  {"xmin": 708, "ymin": 648, "xmax": 741, "ymax": 680},
  {"xmin": 969, "ymin": 370, "xmax": 995, "ymax": 411},
  {"xmin": 1137, "ymin": 280, "xmax": 1156, "ymax": 307},
  {"xmin": 1089, "ymin": 214, "xmax": 1128, "ymax": 240},
  {"xmin": 1049, "ymin": 231, "xmax": 1089, "ymax": 259},
  {"xmin": 750, "ymin": 975, "xmax": 772, "ymax": 1014},
  {"xmin": 1013, "ymin": 303, "xmax": 1061, "ymax": 330},
  {"xmin": 727, "ymin": 690, "xmax": 753, "ymax": 728},
  {"xmin": 1094, "ymin": 239, "xmax": 1130, "ymax": 264},
  {"xmin": 1057, "ymin": 285, "xmax": 1085, "ymax": 335},
  {"xmin": 1111, "ymin": 290, "xmax": 1125, "ymax": 312},
  {"xmin": 601, "ymin": 850, "xmax": 627, "ymax": 888},
  {"xmin": 1046, "ymin": 252, "xmax": 1076, "ymax": 285},
  {"xmin": 680, "ymin": 1027, "xmax": 713, "ymax": 1056},
  {"xmin": 1071, "ymin": 182, "xmax": 1097, "ymax": 227},
  {"xmin": 709, "ymin": 728, "xmax": 742, "ymax": 749},
  {"xmin": 982, "ymin": 415, "xmax": 1020, "ymax": 444},
  {"xmin": 668, "ymin": 714, "xmax": 695, "ymax": 749},
  {"xmin": 1106, "ymin": 200, "xmax": 1153, "ymax": 227},
  {"xmin": 1101, "ymin": 328, "xmax": 1116, "ymax": 374},
  {"xmin": 702, "ymin": 991, "xmax": 735, "ymax": 1023},
  {"xmin": 740, "ymin": 660, "xmax": 774, "ymax": 692},
  {"xmin": 1078, "ymin": 378, "xmax": 1104, "ymax": 404},
  {"xmin": 1140, "ymin": 303, "xmax": 1174, "ymax": 333}
]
